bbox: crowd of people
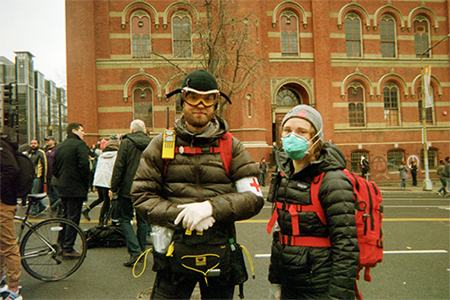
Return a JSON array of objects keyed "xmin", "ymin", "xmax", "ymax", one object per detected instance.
[{"xmin": 1, "ymin": 69, "xmax": 449, "ymax": 300}]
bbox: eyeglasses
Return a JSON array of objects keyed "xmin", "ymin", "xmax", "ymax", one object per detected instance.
[{"xmin": 182, "ymin": 87, "xmax": 219, "ymax": 107}]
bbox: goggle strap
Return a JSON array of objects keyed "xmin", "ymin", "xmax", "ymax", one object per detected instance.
[
  {"xmin": 166, "ymin": 89, "xmax": 182, "ymax": 99},
  {"xmin": 220, "ymin": 92, "xmax": 232, "ymax": 105}
]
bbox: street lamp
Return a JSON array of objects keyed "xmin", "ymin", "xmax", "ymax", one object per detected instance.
[{"xmin": 420, "ymin": 33, "xmax": 450, "ymax": 191}]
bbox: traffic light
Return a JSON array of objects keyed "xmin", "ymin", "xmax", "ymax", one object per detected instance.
[{"xmin": 2, "ymin": 83, "xmax": 13, "ymax": 103}]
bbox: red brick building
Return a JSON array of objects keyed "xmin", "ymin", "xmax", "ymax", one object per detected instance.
[{"xmin": 66, "ymin": 0, "xmax": 449, "ymax": 182}]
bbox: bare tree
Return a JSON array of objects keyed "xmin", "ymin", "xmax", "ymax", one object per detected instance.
[{"xmin": 153, "ymin": 0, "xmax": 267, "ymax": 116}]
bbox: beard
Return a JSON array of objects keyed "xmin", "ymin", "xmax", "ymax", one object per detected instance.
[{"xmin": 184, "ymin": 109, "xmax": 214, "ymax": 130}]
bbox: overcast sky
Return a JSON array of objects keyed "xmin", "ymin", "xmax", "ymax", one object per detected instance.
[{"xmin": 0, "ymin": 0, "xmax": 66, "ymax": 87}]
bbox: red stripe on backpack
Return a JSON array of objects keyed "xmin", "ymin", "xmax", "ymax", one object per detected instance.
[{"xmin": 312, "ymin": 170, "xmax": 383, "ymax": 299}]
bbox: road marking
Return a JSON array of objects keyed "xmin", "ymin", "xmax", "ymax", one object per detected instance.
[
  {"xmin": 383, "ymin": 205, "xmax": 450, "ymax": 209},
  {"xmin": 238, "ymin": 218, "xmax": 450, "ymax": 224},
  {"xmin": 384, "ymin": 250, "xmax": 448, "ymax": 254},
  {"xmin": 255, "ymin": 250, "xmax": 448, "ymax": 258}
]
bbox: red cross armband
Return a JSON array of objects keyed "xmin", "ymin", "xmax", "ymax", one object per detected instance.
[{"xmin": 235, "ymin": 177, "xmax": 263, "ymax": 197}]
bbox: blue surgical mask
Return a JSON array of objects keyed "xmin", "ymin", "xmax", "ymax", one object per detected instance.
[{"xmin": 282, "ymin": 133, "xmax": 310, "ymax": 161}]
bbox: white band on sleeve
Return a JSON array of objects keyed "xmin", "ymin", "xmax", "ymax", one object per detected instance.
[{"xmin": 235, "ymin": 177, "xmax": 263, "ymax": 197}]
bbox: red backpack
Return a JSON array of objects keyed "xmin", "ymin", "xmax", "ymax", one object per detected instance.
[{"xmin": 267, "ymin": 169, "xmax": 383, "ymax": 299}]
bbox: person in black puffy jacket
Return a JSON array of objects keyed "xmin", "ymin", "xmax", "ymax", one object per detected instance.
[{"xmin": 268, "ymin": 105, "xmax": 359, "ymax": 300}]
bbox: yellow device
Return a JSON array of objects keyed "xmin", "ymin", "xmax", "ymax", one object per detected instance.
[{"xmin": 162, "ymin": 129, "xmax": 176, "ymax": 159}]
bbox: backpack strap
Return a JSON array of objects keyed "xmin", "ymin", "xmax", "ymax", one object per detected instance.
[
  {"xmin": 164, "ymin": 132, "xmax": 233, "ymax": 176},
  {"xmin": 267, "ymin": 172, "xmax": 328, "ymax": 237},
  {"xmin": 219, "ymin": 132, "xmax": 233, "ymax": 175}
]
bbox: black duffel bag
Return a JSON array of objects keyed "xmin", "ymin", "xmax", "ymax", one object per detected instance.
[{"xmin": 84, "ymin": 224, "xmax": 126, "ymax": 248}]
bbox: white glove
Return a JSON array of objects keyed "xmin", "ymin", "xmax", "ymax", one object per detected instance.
[
  {"xmin": 174, "ymin": 201, "xmax": 213, "ymax": 231},
  {"xmin": 193, "ymin": 216, "xmax": 215, "ymax": 232}
]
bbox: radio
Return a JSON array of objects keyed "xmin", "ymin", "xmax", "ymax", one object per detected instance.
[{"xmin": 162, "ymin": 129, "xmax": 176, "ymax": 159}]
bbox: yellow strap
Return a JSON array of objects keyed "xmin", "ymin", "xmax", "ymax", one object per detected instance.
[
  {"xmin": 132, "ymin": 248, "xmax": 152, "ymax": 278},
  {"xmin": 181, "ymin": 262, "xmax": 221, "ymax": 286},
  {"xmin": 240, "ymin": 244, "xmax": 255, "ymax": 279}
]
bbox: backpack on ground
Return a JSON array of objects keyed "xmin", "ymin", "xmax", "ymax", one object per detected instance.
[
  {"xmin": 13, "ymin": 151, "xmax": 35, "ymax": 198},
  {"xmin": 267, "ymin": 169, "xmax": 383, "ymax": 300},
  {"xmin": 83, "ymin": 199, "xmax": 126, "ymax": 248},
  {"xmin": 84, "ymin": 224, "xmax": 126, "ymax": 249}
]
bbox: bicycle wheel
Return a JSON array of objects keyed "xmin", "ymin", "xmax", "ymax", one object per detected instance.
[{"xmin": 20, "ymin": 218, "xmax": 87, "ymax": 281}]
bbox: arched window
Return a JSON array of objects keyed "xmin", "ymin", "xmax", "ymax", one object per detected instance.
[
  {"xmin": 351, "ymin": 151, "xmax": 369, "ymax": 174},
  {"xmin": 133, "ymin": 84, "xmax": 153, "ymax": 130},
  {"xmin": 276, "ymin": 88, "xmax": 301, "ymax": 106},
  {"xmin": 387, "ymin": 149, "xmax": 405, "ymax": 173},
  {"xmin": 417, "ymin": 84, "xmax": 434, "ymax": 124},
  {"xmin": 347, "ymin": 83, "xmax": 365, "ymax": 127},
  {"xmin": 131, "ymin": 10, "xmax": 151, "ymax": 58},
  {"xmin": 345, "ymin": 13, "xmax": 362, "ymax": 57},
  {"xmin": 173, "ymin": 13, "xmax": 192, "ymax": 58},
  {"xmin": 414, "ymin": 17, "xmax": 430, "ymax": 58},
  {"xmin": 380, "ymin": 15, "xmax": 396, "ymax": 58},
  {"xmin": 280, "ymin": 11, "xmax": 299, "ymax": 57},
  {"xmin": 383, "ymin": 82, "xmax": 399, "ymax": 126}
]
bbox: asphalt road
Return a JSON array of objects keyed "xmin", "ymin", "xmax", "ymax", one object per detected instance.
[{"xmin": 16, "ymin": 187, "xmax": 450, "ymax": 300}]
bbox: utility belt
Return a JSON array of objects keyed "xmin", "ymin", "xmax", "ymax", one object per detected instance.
[{"xmin": 152, "ymin": 229, "xmax": 252, "ymax": 287}]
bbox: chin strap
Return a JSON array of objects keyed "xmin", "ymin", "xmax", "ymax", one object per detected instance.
[{"xmin": 165, "ymin": 89, "xmax": 232, "ymax": 105}]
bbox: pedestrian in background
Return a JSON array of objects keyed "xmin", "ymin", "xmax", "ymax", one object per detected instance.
[
  {"xmin": 52, "ymin": 123, "xmax": 90, "ymax": 258},
  {"xmin": 109, "ymin": 119, "xmax": 151, "ymax": 267},
  {"xmin": 409, "ymin": 160, "xmax": 418, "ymax": 187},
  {"xmin": 88, "ymin": 144, "xmax": 99, "ymax": 193},
  {"xmin": 436, "ymin": 160, "xmax": 447, "ymax": 196},
  {"xmin": 444, "ymin": 157, "xmax": 450, "ymax": 196},
  {"xmin": 44, "ymin": 136, "xmax": 62, "ymax": 217},
  {"xmin": 258, "ymin": 157, "xmax": 269, "ymax": 187},
  {"xmin": 398, "ymin": 161, "xmax": 409, "ymax": 190},
  {"xmin": 28, "ymin": 139, "xmax": 47, "ymax": 216},
  {"xmin": 360, "ymin": 155, "xmax": 369, "ymax": 179},
  {"xmin": 267, "ymin": 105, "xmax": 359, "ymax": 299},
  {"xmin": 0, "ymin": 133, "xmax": 23, "ymax": 300},
  {"xmin": 82, "ymin": 140, "xmax": 119, "ymax": 225}
]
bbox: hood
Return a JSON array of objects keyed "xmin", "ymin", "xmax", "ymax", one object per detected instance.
[
  {"xmin": 275, "ymin": 141, "xmax": 347, "ymax": 179},
  {"xmin": 174, "ymin": 114, "xmax": 229, "ymax": 145},
  {"xmin": 123, "ymin": 131, "xmax": 151, "ymax": 151},
  {"xmin": 99, "ymin": 151, "xmax": 117, "ymax": 159}
]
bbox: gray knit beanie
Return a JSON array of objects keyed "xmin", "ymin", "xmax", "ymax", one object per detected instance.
[{"xmin": 281, "ymin": 105, "xmax": 323, "ymax": 141}]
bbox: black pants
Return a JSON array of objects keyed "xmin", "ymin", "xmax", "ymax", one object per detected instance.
[
  {"xmin": 88, "ymin": 187, "xmax": 110, "ymax": 224},
  {"xmin": 151, "ymin": 272, "xmax": 235, "ymax": 299},
  {"xmin": 59, "ymin": 197, "xmax": 84, "ymax": 252}
]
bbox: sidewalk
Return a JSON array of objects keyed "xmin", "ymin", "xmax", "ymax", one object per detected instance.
[{"xmin": 259, "ymin": 179, "xmax": 445, "ymax": 195}]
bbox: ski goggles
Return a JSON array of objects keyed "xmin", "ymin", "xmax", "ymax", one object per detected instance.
[{"xmin": 182, "ymin": 87, "xmax": 220, "ymax": 107}]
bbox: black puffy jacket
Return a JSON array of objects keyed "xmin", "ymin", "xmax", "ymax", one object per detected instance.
[
  {"xmin": 269, "ymin": 142, "xmax": 359, "ymax": 299},
  {"xmin": 110, "ymin": 131, "xmax": 151, "ymax": 198}
]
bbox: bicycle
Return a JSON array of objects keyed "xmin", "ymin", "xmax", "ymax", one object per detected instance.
[{"xmin": 15, "ymin": 193, "xmax": 87, "ymax": 281}]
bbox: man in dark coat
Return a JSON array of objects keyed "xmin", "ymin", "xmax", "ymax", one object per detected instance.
[
  {"xmin": 52, "ymin": 123, "xmax": 90, "ymax": 258},
  {"xmin": 110, "ymin": 119, "xmax": 151, "ymax": 267}
]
